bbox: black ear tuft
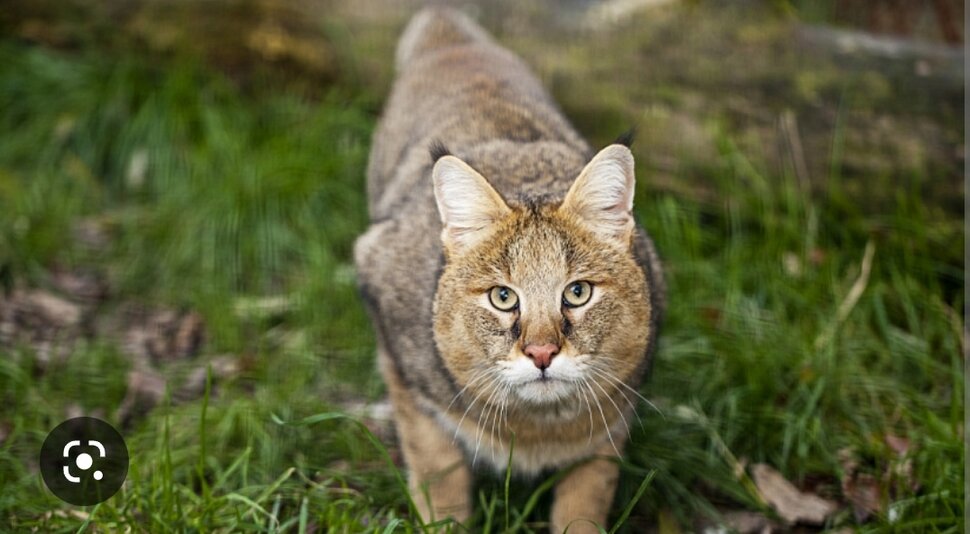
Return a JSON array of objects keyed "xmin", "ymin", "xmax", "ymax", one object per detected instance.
[
  {"xmin": 429, "ymin": 139, "xmax": 451, "ymax": 162},
  {"xmin": 614, "ymin": 127, "xmax": 636, "ymax": 148}
]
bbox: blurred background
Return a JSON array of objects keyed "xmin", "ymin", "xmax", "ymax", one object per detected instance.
[{"xmin": 0, "ymin": 0, "xmax": 964, "ymax": 531}]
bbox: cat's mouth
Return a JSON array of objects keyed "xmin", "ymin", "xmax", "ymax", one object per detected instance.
[
  {"xmin": 514, "ymin": 374, "xmax": 577, "ymax": 404},
  {"xmin": 495, "ymin": 355, "xmax": 589, "ymax": 404}
]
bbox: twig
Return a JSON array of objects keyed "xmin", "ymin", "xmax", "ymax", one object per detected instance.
[
  {"xmin": 781, "ymin": 110, "xmax": 811, "ymax": 194},
  {"xmin": 815, "ymin": 241, "xmax": 876, "ymax": 350}
]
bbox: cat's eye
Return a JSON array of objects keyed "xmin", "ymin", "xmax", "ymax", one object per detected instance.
[
  {"xmin": 488, "ymin": 286, "xmax": 519, "ymax": 311},
  {"xmin": 563, "ymin": 281, "xmax": 593, "ymax": 308}
]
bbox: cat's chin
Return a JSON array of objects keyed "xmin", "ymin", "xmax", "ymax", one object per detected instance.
[{"xmin": 513, "ymin": 377, "xmax": 577, "ymax": 405}]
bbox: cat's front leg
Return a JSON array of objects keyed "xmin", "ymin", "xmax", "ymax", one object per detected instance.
[
  {"xmin": 380, "ymin": 352, "xmax": 472, "ymax": 525},
  {"xmin": 549, "ymin": 439, "xmax": 625, "ymax": 534}
]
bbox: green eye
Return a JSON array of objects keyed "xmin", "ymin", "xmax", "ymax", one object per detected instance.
[
  {"xmin": 563, "ymin": 281, "xmax": 593, "ymax": 307},
  {"xmin": 488, "ymin": 286, "xmax": 519, "ymax": 311}
]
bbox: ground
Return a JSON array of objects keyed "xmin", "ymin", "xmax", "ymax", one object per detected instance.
[{"xmin": 0, "ymin": 0, "xmax": 964, "ymax": 532}]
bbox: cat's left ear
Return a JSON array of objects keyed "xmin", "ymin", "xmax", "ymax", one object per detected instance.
[
  {"xmin": 433, "ymin": 155, "xmax": 512, "ymax": 252},
  {"xmin": 560, "ymin": 144, "xmax": 636, "ymax": 245}
]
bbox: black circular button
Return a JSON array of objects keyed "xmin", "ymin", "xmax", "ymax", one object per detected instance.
[{"xmin": 39, "ymin": 417, "xmax": 129, "ymax": 506}]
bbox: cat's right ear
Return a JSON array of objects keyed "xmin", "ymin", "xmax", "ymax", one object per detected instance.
[
  {"xmin": 433, "ymin": 156, "xmax": 511, "ymax": 251},
  {"xmin": 560, "ymin": 144, "xmax": 636, "ymax": 246}
]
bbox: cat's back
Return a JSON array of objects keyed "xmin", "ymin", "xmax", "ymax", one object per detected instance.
[
  {"xmin": 366, "ymin": 7, "xmax": 591, "ymax": 221},
  {"xmin": 355, "ymin": 8, "xmax": 600, "ymax": 405}
]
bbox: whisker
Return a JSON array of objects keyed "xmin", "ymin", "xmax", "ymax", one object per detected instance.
[
  {"xmin": 587, "ymin": 372, "xmax": 631, "ymax": 436},
  {"xmin": 588, "ymin": 366, "xmax": 644, "ymax": 429},
  {"xmin": 486, "ymin": 384, "xmax": 501, "ymax": 461},
  {"xmin": 446, "ymin": 368, "xmax": 489, "ymax": 412},
  {"xmin": 589, "ymin": 359, "xmax": 665, "ymax": 418},
  {"xmin": 472, "ymin": 378, "xmax": 503, "ymax": 466},
  {"xmin": 577, "ymin": 381, "xmax": 594, "ymax": 445},
  {"xmin": 500, "ymin": 383, "xmax": 514, "ymax": 443},
  {"xmin": 488, "ymin": 383, "xmax": 510, "ymax": 462},
  {"xmin": 582, "ymin": 379, "xmax": 620, "ymax": 456},
  {"xmin": 454, "ymin": 370, "xmax": 499, "ymax": 443}
]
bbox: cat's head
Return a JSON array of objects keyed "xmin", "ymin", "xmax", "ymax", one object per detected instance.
[{"xmin": 432, "ymin": 144, "xmax": 653, "ymax": 412}]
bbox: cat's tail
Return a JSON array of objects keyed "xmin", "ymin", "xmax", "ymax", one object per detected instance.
[{"xmin": 395, "ymin": 6, "xmax": 492, "ymax": 71}]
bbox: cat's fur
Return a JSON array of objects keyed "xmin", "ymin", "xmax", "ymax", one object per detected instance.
[{"xmin": 355, "ymin": 7, "xmax": 664, "ymax": 532}]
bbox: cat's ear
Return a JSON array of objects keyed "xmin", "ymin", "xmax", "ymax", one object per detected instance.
[
  {"xmin": 433, "ymin": 155, "xmax": 511, "ymax": 251},
  {"xmin": 561, "ymin": 144, "xmax": 636, "ymax": 244}
]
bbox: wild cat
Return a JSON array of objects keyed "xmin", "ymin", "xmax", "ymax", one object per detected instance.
[{"xmin": 354, "ymin": 7, "xmax": 664, "ymax": 533}]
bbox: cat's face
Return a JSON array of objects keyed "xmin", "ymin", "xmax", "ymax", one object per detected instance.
[{"xmin": 432, "ymin": 145, "xmax": 653, "ymax": 412}]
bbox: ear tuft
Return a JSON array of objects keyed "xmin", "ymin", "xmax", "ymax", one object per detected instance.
[
  {"xmin": 429, "ymin": 139, "xmax": 451, "ymax": 162},
  {"xmin": 560, "ymin": 144, "xmax": 636, "ymax": 244},
  {"xmin": 432, "ymin": 156, "xmax": 511, "ymax": 251},
  {"xmin": 613, "ymin": 127, "xmax": 636, "ymax": 148}
]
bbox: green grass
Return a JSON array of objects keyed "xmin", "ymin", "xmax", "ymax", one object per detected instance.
[{"xmin": 0, "ymin": 4, "xmax": 964, "ymax": 532}]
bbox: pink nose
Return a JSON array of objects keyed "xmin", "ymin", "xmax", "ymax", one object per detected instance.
[{"xmin": 524, "ymin": 343, "xmax": 559, "ymax": 370}]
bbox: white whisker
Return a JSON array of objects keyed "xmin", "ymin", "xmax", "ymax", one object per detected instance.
[
  {"xmin": 453, "ymin": 369, "xmax": 500, "ymax": 443},
  {"xmin": 588, "ymin": 366, "xmax": 643, "ymax": 429},
  {"xmin": 587, "ymin": 371, "xmax": 631, "ymax": 435},
  {"xmin": 589, "ymin": 358, "xmax": 664, "ymax": 418},
  {"xmin": 472, "ymin": 378, "xmax": 503, "ymax": 466},
  {"xmin": 446, "ymin": 368, "xmax": 489, "ymax": 412},
  {"xmin": 581, "ymin": 379, "xmax": 620, "ymax": 456},
  {"xmin": 577, "ymin": 381, "xmax": 594, "ymax": 445}
]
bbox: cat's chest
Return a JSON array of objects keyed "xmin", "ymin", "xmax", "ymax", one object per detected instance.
[{"xmin": 428, "ymin": 398, "xmax": 627, "ymax": 475}]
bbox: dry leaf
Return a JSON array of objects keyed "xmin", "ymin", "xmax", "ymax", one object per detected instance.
[
  {"xmin": 751, "ymin": 463, "xmax": 838, "ymax": 525},
  {"xmin": 884, "ymin": 434, "xmax": 910, "ymax": 456},
  {"xmin": 116, "ymin": 369, "xmax": 167, "ymax": 427},
  {"xmin": 122, "ymin": 307, "xmax": 205, "ymax": 366},
  {"xmin": 714, "ymin": 510, "xmax": 777, "ymax": 534},
  {"xmin": 843, "ymin": 472, "xmax": 881, "ymax": 523},
  {"xmin": 177, "ymin": 355, "xmax": 241, "ymax": 401},
  {"xmin": 0, "ymin": 289, "xmax": 84, "ymax": 368},
  {"xmin": 16, "ymin": 290, "xmax": 81, "ymax": 327}
]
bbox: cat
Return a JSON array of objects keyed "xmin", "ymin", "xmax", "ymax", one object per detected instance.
[{"xmin": 354, "ymin": 7, "xmax": 665, "ymax": 532}]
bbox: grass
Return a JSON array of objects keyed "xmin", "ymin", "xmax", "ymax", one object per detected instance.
[{"xmin": 0, "ymin": 2, "xmax": 964, "ymax": 532}]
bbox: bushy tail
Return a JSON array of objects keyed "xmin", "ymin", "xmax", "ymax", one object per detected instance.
[{"xmin": 395, "ymin": 6, "xmax": 491, "ymax": 71}]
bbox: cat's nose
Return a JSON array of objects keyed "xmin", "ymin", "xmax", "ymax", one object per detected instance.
[{"xmin": 524, "ymin": 343, "xmax": 559, "ymax": 370}]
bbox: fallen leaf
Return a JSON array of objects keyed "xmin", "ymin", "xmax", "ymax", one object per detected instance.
[
  {"xmin": 122, "ymin": 307, "xmax": 205, "ymax": 365},
  {"xmin": 843, "ymin": 472, "xmax": 881, "ymax": 522},
  {"xmin": 176, "ymin": 355, "xmax": 241, "ymax": 401},
  {"xmin": 49, "ymin": 267, "xmax": 107, "ymax": 303},
  {"xmin": 884, "ymin": 434, "xmax": 910, "ymax": 456},
  {"xmin": 116, "ymin": 369, "xmax": 167, "ymax": 427},
  {"xmin": 751, "ymin": 463, "xmax": 838, "ymax": 525},
  {"xmin": 0, "ymin": 289, "xmax": 83, "ymax": 368},
  {"xmin": 717, "ymin": 510, "xmax": 776, "ymax": 534},
  {"xmin": 17, "ymin": 290, "xmax": 81, "ymax": 328},
  {"xmin": 173, "ymin": 312, "xmax": 205, "ymax": 360}
]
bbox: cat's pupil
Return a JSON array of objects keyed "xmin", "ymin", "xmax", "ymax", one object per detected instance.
[
  {"xmin": 499, "ymin": 288, "xmax": 509, "ymax": 301},
  {"xmin": 572, "ymin": 284, "xmax": 582, "ymax": 297}
]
